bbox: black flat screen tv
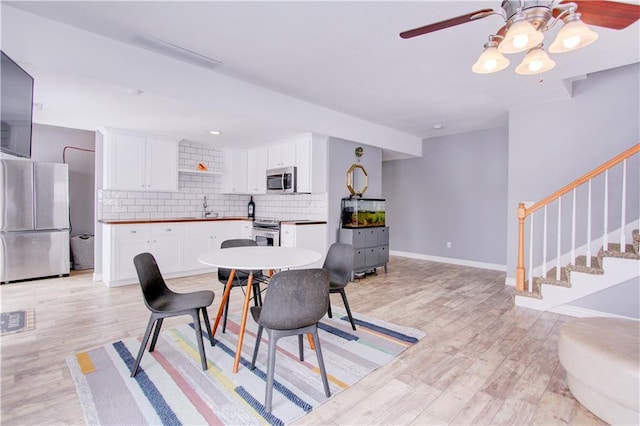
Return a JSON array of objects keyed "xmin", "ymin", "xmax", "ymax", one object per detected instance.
[{"xmin": 1, "ymin": 50, "xmax": 34, "ymax": 158}]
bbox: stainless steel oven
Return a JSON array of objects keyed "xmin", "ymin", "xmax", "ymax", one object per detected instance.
[{"xmin": 251, "ymin": 218, "xmax": 280, "ymax": 246}]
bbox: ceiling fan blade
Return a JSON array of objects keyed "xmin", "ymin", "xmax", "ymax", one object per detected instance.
[
  {"xmin": 399, "ymin": 8, "xmax": 495, "ymax": 39},
  {"xmin": 557, "ymin": 0, "xmax": 640, "ymax": 30}
]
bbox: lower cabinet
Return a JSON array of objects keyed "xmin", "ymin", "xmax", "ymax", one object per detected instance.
[
  {"xmin": 104, "ymin": 223, "xmax": 185, "ymax": 285},
  {"xmin": 102, "ymin": 220, "xmax": 246, "ymax": 287},
  {"xmin": 182, "ymin": 221, "xmax": 242, "ymax": 271},
  {"xmin": 280, "ymin": 223, "xmax": 327, "ymax": 268},
  {"xmin": 339, "ymin": 226, "xmax": 389, "ymax": 279}
]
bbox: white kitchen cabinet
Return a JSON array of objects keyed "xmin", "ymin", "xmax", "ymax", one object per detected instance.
[
  {"xmin": 103, "ymin": 220, "xmax": 249, "ymax": 286},
  {"xmin": 266, "ymin": 133, "xmax": 324, "ymax": 193},
  {"xmin": 294, "ymin": 135, "xmax": 312, "ymax": 193},
  {"xmin": 102, "ymin": 128, "xmax": 179, "ymax": 192},
  {"xmin": 280, "ymin": 223, "xmax": 327, "ymax": 268},
  {"xmin": 103, "ymin": 223, "xmax": 184, "ymax": 285},
  {"xmin": 247, "ymin": 146, "xmax": 268, "ymax": 193},
  {"xmin": 223, "ymin": 148, "xmax": 248, "ymax": 194},
  {"xmin": 267, "ymin": 140, "xmax": 296, "ymax": 169},
  {"xmin": 183, "ymin": 220, "xmax": 243, "ymax": 271}
]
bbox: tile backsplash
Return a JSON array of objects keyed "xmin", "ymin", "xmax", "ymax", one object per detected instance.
[{"xmin": 98, "ymin": 140, "xmax": 327, "ymax": 221}]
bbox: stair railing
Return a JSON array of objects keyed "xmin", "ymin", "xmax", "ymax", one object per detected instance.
[{"xmin": 516, "ymin": 143, "xmax": 640, "ymax": 292}]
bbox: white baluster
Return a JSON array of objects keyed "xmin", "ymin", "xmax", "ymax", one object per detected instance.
[
  {"xmin": 603, "ymin": 170, "xmax": 609, "ymax": 251},
  {"xmin": 556, "ymin": 199, "xmax": 562, "ymax": 281},
  {"xmin": 528, "ymin": 216, "xmax": 534, "ymax": 289},
  {"xmin": 543, "ymin": 206, "xmax": 548, "ymax": 278},
  {"xmin": 587, "ymin": 179, "xmax": 592, "ymax": 267},
  {"xmin": 571, "ymin": 188, "xmax": 576, "ymax": 265},
  {"xmin": 620, "ymin": 159, "xmax": 627, "ymax": 252}
]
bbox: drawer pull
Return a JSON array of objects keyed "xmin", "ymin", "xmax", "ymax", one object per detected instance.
[{"xmin": 130, "ymin": 230, "xmax": 137, "ymax": 234}]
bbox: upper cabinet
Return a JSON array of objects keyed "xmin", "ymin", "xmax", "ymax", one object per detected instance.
[
  {"xmin": 247, "ymin": 146, "xmax": 268, "ymax": 194},
  {"xmin": 267, "ymin": 140, "xmax": 296, "ymax": 169},
  {"xmin": 222, "ymin": 148, "xmax": 248, "ymax": 194},
  {"xmin": 102, "ymin": 128, "xmax": 179, "ymax": 192},
  {"xmin": 222, "ymin": 132, "xmax": 327, "ymax": 194},
  {"xmin": 266, "ymin": 133, "xmax": 321, "ymax": 193}
]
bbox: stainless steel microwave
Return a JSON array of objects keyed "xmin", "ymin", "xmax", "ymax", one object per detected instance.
[{"xmin": 266, "ymin": 166, "xmax": 297, "ymax": 193}]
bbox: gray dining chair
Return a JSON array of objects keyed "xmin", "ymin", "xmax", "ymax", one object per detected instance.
[
  {"xmin": 324, "ymin": 242, "xmax": 357, "ymax": 330},
  {"xmin": 249, "ymin": 268, "xmax": 331, "ymax": 412},
  {"xmin": 217, "ymin": 239, "xmax": 268, "ymax": 333},
  {"xmin": 131, "ymin": 252, "xmax": 215, "ymax": 377}
]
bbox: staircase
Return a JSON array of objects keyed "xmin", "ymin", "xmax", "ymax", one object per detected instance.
[
  {"xmin": 515, "ymin": 229, "xmax": 639, "ymax": 312},
  {"xmin": 513, "ymin": 144, "xmax": 640, "ymax": 314}
]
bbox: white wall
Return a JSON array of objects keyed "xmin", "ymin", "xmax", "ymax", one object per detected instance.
[
  {"xmin": 31, "ymin": 123, "xmax": 95, "ymax": 236},
  {"xmin": 382, "ymin": 126, "xmax": 509, "ymax": 266}
]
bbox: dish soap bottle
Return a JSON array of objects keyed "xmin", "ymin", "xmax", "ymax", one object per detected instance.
[{"xmin": 248, "ymin": 196, "xmax": 255, "ymax": 219}]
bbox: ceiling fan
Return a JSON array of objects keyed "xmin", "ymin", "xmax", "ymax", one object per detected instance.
[{"xmin": 400, "ymin": 0, "xmax": 640, "ymax": 75}]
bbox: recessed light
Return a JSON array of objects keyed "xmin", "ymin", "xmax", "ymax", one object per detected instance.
[
  {"xmin": 433, "ymin": 124, "xmax": 444, "ymax": 130},
  {"xmin": 209, "ymin": 130, "xmax": 221, "ymax": 135}
]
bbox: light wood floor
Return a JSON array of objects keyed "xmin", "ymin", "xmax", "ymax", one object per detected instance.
[{"xmin": 0, "ymin": 256, "xmax": 606, "ymax": 425}]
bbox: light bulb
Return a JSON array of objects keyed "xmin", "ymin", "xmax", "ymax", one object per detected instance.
[
  {"xmin": 563, "ymin": 35, "xmax": 581, "ymax": 49},
  {"xmin": 529, "ymin": 60, "xmax": 543, "ymax": 72},
  {"xmin": 483, "ymin": 59, "xmax": 497, "ymax": 71},
  {"xmin": 513, "ymin": 33, "xmax": 529, "ymax": 49}
]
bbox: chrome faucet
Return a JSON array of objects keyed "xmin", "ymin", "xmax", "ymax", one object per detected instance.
[{"xmin": 202, "ymin": 196, "xmax": 212, "ymax": 218}]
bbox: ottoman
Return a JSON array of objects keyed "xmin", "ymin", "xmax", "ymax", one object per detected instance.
[{"xmin": 558, "ymin": 317, "xmax": 639, "ymax": 425}]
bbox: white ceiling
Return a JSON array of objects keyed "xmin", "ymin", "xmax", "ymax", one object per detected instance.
[{"xmin": 2, "ymin": 1, "xmax": 639, "ymax": 160}]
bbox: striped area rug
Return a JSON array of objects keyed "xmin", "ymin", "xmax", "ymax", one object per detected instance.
[{"xmin": 66, "ymin": 309, "xmax": 424, "ymax": 425}]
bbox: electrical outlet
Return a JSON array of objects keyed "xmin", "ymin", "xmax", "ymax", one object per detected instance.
[{"xmin": 446, "ymin": 241, "xmax": 452, "ymax": 249}]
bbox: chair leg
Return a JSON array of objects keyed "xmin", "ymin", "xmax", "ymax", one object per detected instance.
[
  {"xmin": 327, "ymin": 298, "xmax": 333, "ymax": 318},
  {"xmin": 253, "ymin": 282, "xmax": 262, "ymax": 306},
  {"xmin": 149, "ymin": 318, "xmax": 164, "ymax": 352},
  {"xmin": 201, "ymin": 307, "xmax": 214, "ymax": 346},
  {"xmin": 311, "ymin": 327, "xmax": 331, "ymax": 398},
  {"xmin": 298, "ymin": 334, "xmax": 304, "ymax": 361},
  {"xmin": 131, "ymin": 316, "xmax": 156, "ymax": 377},
  {"xmin": 191, "ymin": 310, "xmax": 208, "ymax": 371},
  {"xmin": 339, "ymin": 289, "xmax": 356, "ymax": 330},
  {"xmin": 250, "ymin": 325, "xmax": 263, "ymax": 370},
  {"xmin": 222, "ymin": 291, "xmax": 231, "ymax": 333},
  {"xmin": 265, "ymin": 330, "xmax": 279, "ymax": 413}
]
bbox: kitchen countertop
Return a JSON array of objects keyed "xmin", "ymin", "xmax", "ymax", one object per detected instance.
[
  {"xmin": 280, "ymin": 220, "xmax": 327, "ymax": 225},
  {"xmin": 98, "ymin": 217, "xmax": 252, "ymax": 225},
  {"xmin": 99, "ymin": 218, "xmax": 327, "ymax": 225}
]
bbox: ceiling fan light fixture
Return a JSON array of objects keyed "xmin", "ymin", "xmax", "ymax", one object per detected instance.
[
  {"xmin": 549, "ymin": 14, "xmax": 599, "ymax": 53},
  {"xmin": 472, "ymin": 40, "xmax": 510, "ymax": 74},
  {"xmin": 515, "ymin": 45, "xmax": 556, "ymax": 75},
  {"xmin": 499, "ymin": 16, "xmax": 544, "ymax": 54}
]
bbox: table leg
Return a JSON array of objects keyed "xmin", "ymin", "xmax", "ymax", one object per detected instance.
[
  {"xmin": 233, "ymin": 273, "xmax": 254, "ymax": 374},
  {"xmin": 212, "ymin": 269, "xmax": 236, "ymax": 338}
]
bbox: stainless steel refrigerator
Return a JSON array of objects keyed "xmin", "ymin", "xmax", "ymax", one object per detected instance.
[{"xmin": 1, "ymin": 159, "xmax": 70, "ymax": 283}]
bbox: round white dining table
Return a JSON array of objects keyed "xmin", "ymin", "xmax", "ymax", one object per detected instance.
[{"xmin": 198, "ymin": 246, "xmax": 322, "ymax": 373}]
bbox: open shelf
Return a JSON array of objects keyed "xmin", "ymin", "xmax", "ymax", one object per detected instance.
[{"xmin": 178, "ymin": 168, "xmax": 225, "ymax": 176}]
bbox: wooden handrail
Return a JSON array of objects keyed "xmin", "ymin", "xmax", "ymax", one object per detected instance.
[
  {"xmin": 516, "ymin": 143, "xmax": 640, "ymax": 291},
  {"xmin": 525, "ymin": 144, "xmax": 640, "ymax": 217}
]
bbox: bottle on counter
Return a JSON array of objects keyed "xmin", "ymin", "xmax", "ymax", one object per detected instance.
[{"xmin": 248, "ymin": 196, "xmax": 255, "ymax": 219}]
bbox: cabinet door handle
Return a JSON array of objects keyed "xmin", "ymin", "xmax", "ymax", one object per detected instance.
[
  {"xmin": 166, "ymin": 228, "xmax": 172, "ymax": 232},
  {"xmin": 130, "ymin": 230, "xmax": 137, "ymax": 234}
]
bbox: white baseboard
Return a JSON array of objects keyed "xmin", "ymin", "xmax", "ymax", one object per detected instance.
[
  {"xmin": 504, "ymin": 277, "xmax": 516, "ymax": 287},
  {"xmin": 550, "ymin": 304, "xmax": 640, "ymax": 321},
  {"xmin": 390, "ymin": 250, "xmax": 506, "ymax": 272}
]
